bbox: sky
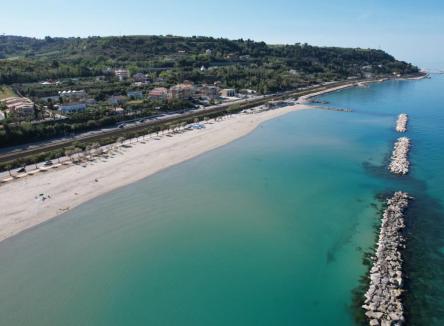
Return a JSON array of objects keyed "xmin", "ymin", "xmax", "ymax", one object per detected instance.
[{"xmin": 1, "ymin": 0, "xmax": 443, "ymax": 69}]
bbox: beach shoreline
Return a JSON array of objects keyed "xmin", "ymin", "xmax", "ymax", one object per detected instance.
[
  {"xmin": 0, "ymin": 103, "xmax": 315, "ymax": 243},
  {"xmin": 0, "ymin": 79, "xmax": 395, "ymax": 243}
]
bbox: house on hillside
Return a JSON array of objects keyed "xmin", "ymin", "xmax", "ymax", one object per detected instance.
[
  {"xmin": 148, "ymin": 87, "xmax": 168, "ymax": 101},
  {"xmin": 198, "ymin": 85, "xmax": 219, "ymax": 100},
  {"xmin": 168, "ymin": 84, "xmax": 194, "ymax": 100},
  {"xmin": 1, "ymin": 97, "xmax": 35, "ymax": 119}
]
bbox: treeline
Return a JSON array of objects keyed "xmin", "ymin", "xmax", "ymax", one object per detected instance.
[{"xmin": 0, "ymin": 35, "xmax": 419, "ymax": 85}]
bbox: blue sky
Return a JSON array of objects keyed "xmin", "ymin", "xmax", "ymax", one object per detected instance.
[{"xmin": 1, "ymin": 0, "xmax": 443, "ymax": 69}]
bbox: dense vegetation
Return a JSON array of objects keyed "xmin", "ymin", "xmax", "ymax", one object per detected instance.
[
  {"xmin": 0, "ymin": 35, "xmax": 419, "ymax": 151},
  {"xmin": 0, "ymin": 35, "xmax": 418, "ymax": 90}
]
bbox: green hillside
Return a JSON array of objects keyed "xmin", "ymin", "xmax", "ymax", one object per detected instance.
[{"xmin": 0, "ymin": 35, "xmax": 418, "ymax": 92}]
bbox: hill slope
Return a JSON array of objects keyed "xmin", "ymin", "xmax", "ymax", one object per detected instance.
[{"xmin": 0, "ymin": 35, "xmax": 418, "ymax": 91}]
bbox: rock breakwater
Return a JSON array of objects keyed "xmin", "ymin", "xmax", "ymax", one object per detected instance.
[
  {"xmin": 396, "ymin": 114, "xmax": 408, "ymax": 133},
  {"xmin": 363, "ymin": 192, "xmax": 410, "ymax": 326},
  {"xmin": 389, "ymin": 137, "xmax": 411, "ymax": 175}
]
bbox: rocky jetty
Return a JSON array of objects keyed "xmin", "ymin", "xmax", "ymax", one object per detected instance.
[
  {"xmin": 395, "ymin": 114, "xmax": 408, "ymax": 132},
  {"xmin": 363, "ymin": 192, "xmax": 410, "ymax": 326},
  {"xmin": 389, "ymin": 137, "xmax": 411, "ymax": 175}
]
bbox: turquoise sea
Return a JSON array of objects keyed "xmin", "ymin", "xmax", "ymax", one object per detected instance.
[{"xmin": 0, "ymin": 76, "xmax": 443, "ymax": 325}]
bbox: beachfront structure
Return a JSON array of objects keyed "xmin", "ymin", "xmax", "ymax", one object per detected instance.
[
  {"xmin": 115, "ymin": 69, "xmax": 130, "ymax": 81},
  {"xmin": 127, "ymin": 90, "xmax": 144, "ymax": 100},
  {"xmin": 220, "ymin": 88, "xmax": 236, "ymax": 97},
  {"xmin": 148, "ymin": 87, "xmax": 168, "ymax": 101},
  {"xmin": 58, "ymin": 102, "xmax": 86, "ymax": 114},
  {"xmin": 168, "ymin": 84, "xmax": 194, "ymax": 100},
  {"xmin": 0, "ymin": 97, "xmax": 35, "ymax": 119}
]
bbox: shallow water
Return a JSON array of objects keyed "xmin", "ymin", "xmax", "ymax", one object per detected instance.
[{"xmin": 0, "ymin": 76, "xmax": 443, "ymax": 325}]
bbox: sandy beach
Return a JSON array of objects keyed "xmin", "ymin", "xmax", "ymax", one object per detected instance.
[{"xmin": 0, "ymin": 103, "xmax": 314, "ymax": 242}]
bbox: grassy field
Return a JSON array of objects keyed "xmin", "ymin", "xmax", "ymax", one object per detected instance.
[{"xmin": 0, "ymin": 85, "xmax": 16, "ymax": 100}]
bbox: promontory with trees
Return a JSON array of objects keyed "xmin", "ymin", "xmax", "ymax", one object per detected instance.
[{"xmin": 0, "ymin": 35, "xmax": 419, "ymax": 155}]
